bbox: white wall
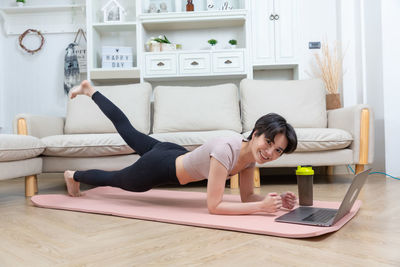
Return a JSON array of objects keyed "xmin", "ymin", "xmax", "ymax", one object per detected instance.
[
  {"xmin": 381, "ymin": 1, "xmax": 400, "ymax": 176},
  {"xmin": 1, "ymin": 33, "xmax": 74, "ymax": 134},
  {"xmin": 0, "ymin": 18, "xmax": 4, "ymax": 130},
  {"xmin": 0, "ymin": 0, "xmax": 85, "ymax": 134},
  {"xmin": 337, "ymin": 0, "xmax": 365, "ymax": 107},
  {"xmin": 297, "ymin": 0, "xmax": 338, "ymax": 80},
  {"xmin": 0, "ymin": 29, "xmax": 74, "ymax": 133},
  {"xmin": 363, "ymin": 0, "xmax": 385, "ymax": 171}
]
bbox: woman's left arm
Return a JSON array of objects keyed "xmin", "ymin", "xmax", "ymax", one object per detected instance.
[{"xmin": 239, "ymin": 167, "xmax": 266, "ymax": 202}]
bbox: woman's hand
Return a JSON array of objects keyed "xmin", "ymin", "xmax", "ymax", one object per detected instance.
[
  {"xmin": 260, "ymin": 192, "xmax": 282, "ymax": 213},
  {"xmin": 280, "ymin": 191, "xmax": 297, "ymax": 210}
]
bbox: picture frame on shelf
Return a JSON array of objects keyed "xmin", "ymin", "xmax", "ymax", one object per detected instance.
[{"xmin": 102, "ymin": 0, "xmax": 127, "ymax": 22}]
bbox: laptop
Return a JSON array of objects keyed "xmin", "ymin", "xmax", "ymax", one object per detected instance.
[{"xmin": 275, "ymin": 168, "xmax": 371, "ymax": 227}]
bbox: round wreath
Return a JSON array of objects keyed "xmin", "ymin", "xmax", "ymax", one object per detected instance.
[{"xmin": 18, "ymin": 29, "xmax": 45, "ymax": 55}]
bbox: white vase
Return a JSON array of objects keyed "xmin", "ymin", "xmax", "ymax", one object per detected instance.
[
  {"xmin": 230, "ymin": 45, "xmax": 237, "ymax": 49},
  {"xmin": 161, "ymin": 43, "xmax": 176, "ymax": 52},
  {"xmin": 16, "ymin": 2, "xmax": 24, "ymax": 7},
  {"xmin": 150, "ymin": 42, "xmax": 161, "ymax": 52},
  {"xmin": 210, "ymin": 45, "xmax": 216, "ymax": 50}
]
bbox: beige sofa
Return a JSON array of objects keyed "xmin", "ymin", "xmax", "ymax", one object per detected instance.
[
  {"xmin": 0, "ymin": 134, "xmax": 44, "ymax": 196},
  {"xmin": 14, "ymin": 79, "xmax": 374, "ymax": 196}
]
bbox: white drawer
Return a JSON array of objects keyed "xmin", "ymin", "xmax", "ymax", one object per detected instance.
[
  {"xmin": 145, "ymin": 54, "xmax": 177, "ymax": 76},
  {"xmin": 212, "ymin": 51, "xmax": 245, "ymax": 73},
  {"xmin": 179, "ymin": 53, "xmax": 211, "ymax": 75}
]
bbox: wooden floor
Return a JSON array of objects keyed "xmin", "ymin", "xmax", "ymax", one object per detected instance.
[{"xmin": 0, "ymin": 172, "xmax": 399, "ymax": 266}]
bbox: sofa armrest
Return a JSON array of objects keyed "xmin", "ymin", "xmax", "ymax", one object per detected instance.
[
  {"xmin": 327, "ymin": 105, "xmax": 374, "ymax": 164},
  {"xmin": 13, "ymin": 114, "xmax": 65, "ymax": 138}
]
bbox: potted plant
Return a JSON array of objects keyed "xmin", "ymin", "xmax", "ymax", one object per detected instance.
[
  {"xmin": 16, "ymin": 0, "xmax": 25, "ymax": 7},
  {"xmin": 208, "ymin": 39, "xmax": 217, "ymax": 50},
  {"xmin": 154, "ymin": 35, "xmax": 176, "ymax": 51},
  {"xmin": 228, "ymin": 39, "xmax": 237, "ymax": 48},
  {"xmin": 311, "ymin": 41, "xmax": 343, "ymax": 110}
]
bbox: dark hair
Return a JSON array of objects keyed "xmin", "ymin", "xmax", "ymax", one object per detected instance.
[{"xmin": 247, "ymin": 113, "xmax": 297, "ymax": 154}]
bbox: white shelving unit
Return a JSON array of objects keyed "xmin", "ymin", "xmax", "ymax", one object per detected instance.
[
  {"xmin": 0, "ymin": 4, "xmax": 84, "ymax": 13},
  {"xmin": 138, "ymin": 0, "xmax": 251, "ymax": 82},
  {"xmin": 86, "ymin": 0, "xmax": 141, "ymax": 83},
  {"xmin": 143, "ymin": 48, "xmax": 247, "ymax": 81},
  {"xmin": 92, "ymin": 22, "xmax": 137, "ymax": 32},
  {"xmin": 140, "ymin": 10, "xmax": 247, "ymax": 30},
  {"xmin": 84, "ymin": 0, "xmax": 298, "ymax": 83},
  {"xmin": 0, "ymin": 3, "xmax": 86, "ymax": 35},
  {"xmin": 90, "ymin": 68, "xmax": 141, "ymax": 80}
]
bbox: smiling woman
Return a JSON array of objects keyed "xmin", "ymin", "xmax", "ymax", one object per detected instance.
[{"xmin": 64, "ymin": 80, "xmax": 298, "ymax": 216}]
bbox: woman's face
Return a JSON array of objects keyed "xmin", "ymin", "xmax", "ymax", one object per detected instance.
[{"xmin": 251, "ymin": 132, "xmax": 288, "ymax": 164}]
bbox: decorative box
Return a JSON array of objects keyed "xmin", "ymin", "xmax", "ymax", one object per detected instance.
[{"xmin": 102, "ymin": 46, "xmax": 133, "ymax": 69}]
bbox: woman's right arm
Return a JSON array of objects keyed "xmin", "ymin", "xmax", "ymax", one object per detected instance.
[{"xmin": 206, "ymin": 157, "xmax": 282, "ymax": 215}]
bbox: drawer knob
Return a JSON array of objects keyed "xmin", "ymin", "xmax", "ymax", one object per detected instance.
[
  {"xmin": 190, "ymin": 61, "xmax": 199, "ymax": 66},
  {"xmin": 157, "ymin": 62, "xmax": 165, "ymax": 67},
  {"xmin": 224, "ymin": 59, "xmax": 232, "ymax": 64}
]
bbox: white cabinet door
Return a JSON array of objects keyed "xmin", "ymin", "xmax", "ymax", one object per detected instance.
[
  {"xmin": 251, "ymin": 0, "xmax": 275, "ymax": 65},
  {"xmin": 274, "ymin": 0, "xmax": 296, "ymax": 63},
  {"xmin": 251, "ymin": 0, "xmax": 296, "ymax": 65}
]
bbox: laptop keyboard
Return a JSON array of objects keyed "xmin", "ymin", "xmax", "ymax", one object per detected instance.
[{"xmin": 302, "ymin": 209, "xmax": 337, "ymax": 223}]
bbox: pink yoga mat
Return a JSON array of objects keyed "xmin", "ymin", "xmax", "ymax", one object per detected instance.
[{"xmin": 31, "ymin": 187, "xmax": 362, "ymax": 238}]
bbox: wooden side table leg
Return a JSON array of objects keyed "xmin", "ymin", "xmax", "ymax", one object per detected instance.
[
  {"xmin": 327, "ymin": 166, "xmax": 334, "ymax": 175},
  {"xmin": 254, "ymin": 167, "xmax": 261, "ymax": 188},
  {"xmin": 25, "ymin": 175, "xmax": 36, "ymax": 197},
  {"xmin": 355, "ymin": 164, "xmax": 364, "ymax": 174},
  {"xmin": 230, "ymin": 174, "xmax": 239, "ymax": 189},
  {"xmin": 356, "ymin": 109, "xmax": 370, "ymax": 174},
  {"xmin": 34, "ymin": 175, "xmax": 38, "ymax": 193}
]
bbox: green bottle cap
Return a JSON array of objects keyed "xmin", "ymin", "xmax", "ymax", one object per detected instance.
[{"xmin": 296, "ymin": 166, "xmax": 314, "ymax": 175}]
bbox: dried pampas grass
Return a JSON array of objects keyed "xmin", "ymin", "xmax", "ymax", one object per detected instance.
[{"xmin": 311, "ymin": 41, "xmax": 343, "ymax": 94}]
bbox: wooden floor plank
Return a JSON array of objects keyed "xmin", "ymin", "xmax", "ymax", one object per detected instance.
[{"xmin": 0, "ymin": 173, "xmax": 399, "ymax": 266}]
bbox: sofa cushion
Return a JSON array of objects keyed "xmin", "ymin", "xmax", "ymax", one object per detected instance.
[
  {"xmin": 64, "ymin": 83, "xmax": 152, "ymax": 134},
  {"xmin": 153, "ymin": 84, "xmax": 242, "ymax": 133},
  {"xmin": 242, "ymin": 128, "xmax": 352, "ymax": 152},
  {"xmin": 240, "ymin": 79, "xmax": 327, "ymax": 132},
  {"xmin": 41, "ymin": 134, "xmax": 134, "ymax": 157},
  {"xmin": 151, "ymin": 130, "xmax": 242, "ymax": 151},
  {"xmin": 0, "ymin": 134, "xmax": 45, "ymax": 162}
]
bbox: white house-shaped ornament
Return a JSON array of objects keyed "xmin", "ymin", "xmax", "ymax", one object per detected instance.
[{"xmin": 102, "ymin": 0, "xmax": 126, "ymax": 23}]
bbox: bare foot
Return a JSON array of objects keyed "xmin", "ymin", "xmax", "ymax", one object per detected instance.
[
  {"xmin": 64, "ymin": 170, "xmax": 82, "ymax": 197},
  {"xmin": 70, "ymin": 80, "xmax": 96, "ymax": 99}
]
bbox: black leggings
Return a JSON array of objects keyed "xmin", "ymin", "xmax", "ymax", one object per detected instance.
[{"xmin": 73, "ymin": 91, "xmax": 188, "ymax": 192}]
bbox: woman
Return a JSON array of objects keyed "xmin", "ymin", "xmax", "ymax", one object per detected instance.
[{"xmin": 64, "ymin": 80, "xmax": 298, "ymax": 215}]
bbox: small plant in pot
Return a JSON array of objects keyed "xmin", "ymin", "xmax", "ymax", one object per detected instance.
[
  {"xmin": 229, "ymin": 39, "xmax": 237, "ymax": 48},
  {"xmin": 16, "ymin": 0, "xmax": 25, "ymax": 7},
  {"xmin": 152, "ymin": 35, "xmax": 176, "ymax": 51},
  {"xmin": 208, "ymin": 39, "xmax": 217, "ymax": 50}
]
